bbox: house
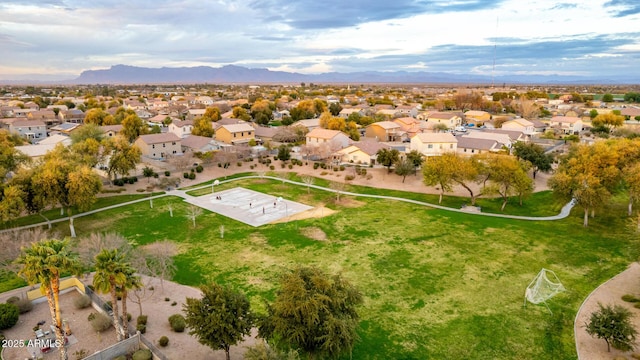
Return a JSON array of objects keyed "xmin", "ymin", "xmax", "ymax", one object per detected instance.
[
  {"xmin": 101, "ymin": 125, "xmax": 123, "ymax": 138},
  {"xmin": 181, "ymin": 135, "xmax": 220, "ymax": 153},
  {"xmin": 461, "ymin": 131, "xmax": 514, "ymax": 149},
  {"xmin": 134, "ymin": 133, "xmax": 182, "ymax": 160},
  {"xmin": 393, "ymin": 117, "xmax": 430, "ymax": 138},
  {"xmin": 215, "ymin": 123, "xmax": 255, "ymax": 145},
  {"xmin": 549, "ymin": 116, "xmax": 583, "ymax": 134},
  {"xmin": 168, "ymin": 120, "xmax": 194, "ymax": 138},
  {"xmin": 464, "ymin": 110, "xmax": 491, "ymax": 124},
  {"xmin": 37, "ymin": 133, "xmax": 72, "ymax": 146},
  {"xmin": 456, "ymin": 137, "xmax": 500, "ymax": 155},
  {"xmin": 426, "ymin": 112, "xmax": 462, "ymax": 129},
  {"xmin": 59, "ymin": 109, "xmax": 85, "ymax": 123},
  {"xmin": 305, "ymin": 128, "xmax": 351, "ymax": 149},
  {"xmin": 186, "ymin": 109, "xmax": 206, "ymax": 120},
  {"xmin": 27, "ymin": 110, "xmax": 58, "ymax": 125},
  {"xmin": 253, "ymin": 125, "xmax": 279, "ymax": 143},
  {"xmin": 338, "ymin": 108, "xmax": 364, "ymax": 119},
  {"xmin": 9, "ymin": 120, "xmax": 47, "ymax": 141},
  {"xmin": 410, "ymin": 133, "xmax": 457, "ymax": 156},
  {"xmin": 335, "ymin": 140, "xmax": 390, "ymax": 165},
  {"xmin": 291, "ymin": 118, "xmax": 321, "ymax": 132},
  {"xmin": 14, "ymin": 143, "xmax": 59, "ymax": 161},
  {"xmin": 50, "ymin": 122, "xmax": 82, "ymax": 135},
  {"xmin": 394, "ymin": 105, "xmax": 418, "ymax": 118},
  {"xmin": 364, "ymin": 121, "xmax": 402, "ymax": 142},
  {"xmin": 501, "ymin": 118, "xmax": 534, "ymax": 134}
]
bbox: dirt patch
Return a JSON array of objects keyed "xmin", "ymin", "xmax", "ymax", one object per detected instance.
[
  {"xmin": 336, "ymin": 198, "xmax": 366, "ymax": 208},
  {"xmin": 271, "ymin": 206, "xmax": 337, "ymax": 223},
  {"xmin": 248, "ymin": 233, "xmax": 268, "ymax": 246},
  {"xmin": 300, "ymin": 227, "xmax": 328, "ymax": 241}
]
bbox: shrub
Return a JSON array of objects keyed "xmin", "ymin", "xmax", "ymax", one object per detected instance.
[
  {"xmin": 132, "ymin": 349, "xmax": 152, "ymax": 360},
  {"xmin": 288, "ymin": 164, "xmax": 293, "ymax": 169},
  {"xmin": 171, "ymin": 301, "xmax": 177, "ymax": 306},
  {"xmin": 74, "ymin": 294, "xmax": 92, "ymax": 309},
  {"xmin": 0, "ymin": 303, "xmax": 19, "ymax": 330},
  {"xmin": 90, "ymin": 312, "xmax": 112, "ymax": 332},
  {"xmin": 250, "ymin": 165, "xmax": 254, "ymax": 169},
  {"xmin": 622, "ymin": 294, "xmax": 640, "ymax": 303},
  {"xmin": 340, "ymin": 165, "xmax": 345, "ymax": 171},
  {"xmin": 183, "ymin": 172, "xmax": 189, "ymax": 179},
  {"xmin": 281, "ymin": 163, "xmax": 286, "ymax": 168},
  {"xmin": 126, "ymin": 313, "xmax": 132, "ymax": 322},
  {"xmin": 137, "ymin": 315, "xmax": 148, "ymax": 325},
  {"xmin": 13, "ymin": 299, "xmax": 33, "ymax": 314},
  {"xmin": 237, "ymin": 162, "xmax": 242, "ymax": 167},
  {"xmin": 5, "ymin": 296, "xmax": 19, "ymax": 304},
  {"xmin": 164, "ymin": 297, "xmax": 170, "ymax": 302},
  {"xmin": 127, "ymin": 177, "xmax": 136, "ymax": 184},
  {"xmin": 270, "ymin": 165, "xmax": 275, "ymax": 170},
  {"xmin": 153, "ymin": 173, "xmax": 159, "ymax": 178},
  {"xmin": 165, "ymin": 171, "xmax": 171, "ymax": 176},
  {"xmin": 114, "ymin": 179, "xmax": 125, "ymax": 186},
  {"xmin": 168, "ymin": 314, "xmax": 186, "ymax": 332},
  {"xmin": 634, "ymin": 303, "xmax": 640, "ymax": 309},
  {"xmin": 195, "ymin": 165, "xmax": 203, "ymax": 173},
  {"xmin": 360, "ymin": 169, "xmax": 367, "ymax": 176},
  {"xmin": 313, "ymin": 163, "xmax": 320, "ymax": 170},
  {"xmin": 87, "ymin": 312, "xmax": 96, "ymax": 321},
  {"xmin": 189, "ymin": 172, "xmax": 196, "ymax": 180},
  {"xmin": 136, "ymin": 188, "xmax": 145, "ymax": 192},
  {"xmin": 345, "ymin": 175, "xmax": 355, "ymax": 181},
  {"xmin": 158, "ymin": 335, "xmax": 169, "ymax": 347},
  {"xmin": 137, "ymin": 323, "xmax": 147, "ymax": 334},
  {"xmin": 73, "ymin": 349, "xmax": 88, "ymax": 360},
  {"xmin": 320, "ymin": 171, "xmax": 328, "ymax": 176}
]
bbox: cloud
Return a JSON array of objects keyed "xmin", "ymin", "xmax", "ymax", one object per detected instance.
[
  {"xmin": 604, "ymin": 0, "xmax": 640, "ymax": 17},
  {"xmin": 550, "ymin": 3, "xmax": 578, "ymax": 10},
  {"xmin": 249, "ymin": 0, "xmax": 504, "ymax": 29}
]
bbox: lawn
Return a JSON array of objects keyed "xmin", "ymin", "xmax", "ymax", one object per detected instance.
[{"xmin": 4, "ymin": 177, "xmax": 639, "ymax": 359}]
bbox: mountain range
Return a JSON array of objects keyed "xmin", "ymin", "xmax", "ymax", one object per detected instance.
[{"xmin": 2, "ymin": 64, "xmax": 638, "ymax": 85}]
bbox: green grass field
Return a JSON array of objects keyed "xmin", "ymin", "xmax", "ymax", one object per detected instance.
[{"xmin": 3, "ymin": 177, "xmax": 639, "ymax": 359}]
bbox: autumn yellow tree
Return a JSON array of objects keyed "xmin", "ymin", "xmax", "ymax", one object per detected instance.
[
  {"xmin": 422, "ymin": 154, "xmax": 457, "ymax": 203},
  {"xmin": 593, "ymin": 112, "xmax": 625, "ymax": 131},
  {"xmin": 191, "ymin": 116, "xmax": 215, "ymax": 137},
  {"xmin": 482, "ymin": 154, "xmax": 533, "ymax": 211}
]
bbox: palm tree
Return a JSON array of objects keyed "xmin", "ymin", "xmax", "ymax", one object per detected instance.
[
  {"xmin": 16, "ymin": 238, "xmax": 82, "ymax": 360},
  {"xmin": 117, "ymin": 267, "xmax": 141, "ymax": 338},
  {"xmin": 93, "ymin": 248, "xmax": 128, "ymax": 341}
]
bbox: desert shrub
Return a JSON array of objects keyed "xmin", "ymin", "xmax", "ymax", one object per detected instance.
[
  {"xmin": 270, "ymin": 165, "xmax": 275, "ymax": 170},
  {"xmin": 340, "ymin": 165, "xmax": 345, "ymax": 171},
  {"xmin": 237, "ymin": 162, "xmax": 242, "ymax": 167},
  {"xmin": 87, "ymin": 312, "xmax": 96, "ymax": 321},
  {"xmin": 164, "ymin": 297, "xmax": 170, "ymax": 302},
  {"xmin": 189, "ymin": 172, "xmax": 196, "ymax": 180},
  {"xmin": 168, "ymin": 314, "xmax": 186, "ymax": 332},
  {"xmin": 132, "ymin": 349, "xmax": 152, "ymax": 360},
  {"xmin": 250, "ymin": 165, "xmax": 254, "ymax": 169},
  {"xmin": 90, "ymin": 312, "xmax": 112, "ymax": 332},
  {"xmin": 136, "ymin": 188, "xmax": 145, "ymax": 192},
  {"xmin": 136, "ymin": 323, "xmax": 146, "ymax": 334},
  {"xmin": 137, "ymin": 315, "xmax": 148, "ymax": 325},
  {"xmin": 183, "ymin": 172, "xmax": 189, "ymax": 179},
  {"xmin": 280, "ymin": 163, "xmax": 286, "ymax": 168},
  {"xmin": 165, "ymin": 171, "xmax": 171, "ymax": 176},
  {"xmin": 153, "ymin": 173, "xmax": 159, "ymax": 178},
  {"xmin": 320, "ymin": 171, "xmax": 328, "ymax": 176},
  {"xmin": 158, "ymin": 335, "xmax": 169, "ymax": 347},
  {"xmin": 360, "ymin": 168, "xmax": 367, "ymax": 176},
  {"xmin": 73, "ymin": 349, "xmax": 88, "ymax": 360},
  {"xmin": 74, "ymin": 294, "xmax": 92, "ymax": 309},
  {"xmin": 345, "ymin": 175, "xmax": 355, "ymax": 181},
  {"xmin": 288, "ymin": 164, "xmax": 293, "ymax": 169},
  {"xmin": 195, "ymin": 165, "xmax": 203, "ymax": 173},
  {"xmin": 13, "ymin": 299, "xmax": 33, "ymax": 314},
  {"xmin": 5, "ymin": 296, "xmax": 19, "ymax": 304},
  {"xmin": 127, "ymin": 177, "xmax": 136, "ymax": 184},
  {"xmin": 622, "ymin": 294, "xmax": 640, "ymax": 303},
  {"xmin": 126, "ymin": 313, "xmax": 132, "ymax": 321},
  {"xmin": 634, "ymin": 303, "xmax": 640, "ymax": 309},
  {"xmin": 114, "ymin": 179, "xmax": 125, "ymax": 186},
  {"xmin": 171, "ymin": 301, "xmax": 177, "ymax": 306},
  {"xmin": 0, "ymin": 303, "xmax": 19, "ymax": 330},
  {"xmin": 313, "ymin": 163, "xmax": 320, "ymax": 169}
]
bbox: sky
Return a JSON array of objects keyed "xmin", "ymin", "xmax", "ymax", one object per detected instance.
[{"xmin": 0, "ymin": 0, "xmax": 639, "ymax": 80}]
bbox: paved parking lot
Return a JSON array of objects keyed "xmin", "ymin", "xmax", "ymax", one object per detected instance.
[{"xmin": 183, "ymin": 187, "xmax": 313, "ymax": 227}]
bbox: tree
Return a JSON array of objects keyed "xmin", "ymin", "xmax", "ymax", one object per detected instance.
[
  {"xmin": 142, "ymin": 166, "xmax": 155, "ymax": 183},
  {"xmin": 589, "ymin": 109, "xmax": 599, "ymax": 119},
  {"xmin": 602, "ymin": 93, "xmax": 614, "ymax": 103},
  {"xmin": 593, "ymin": 113, "xmax": 624, "ymax": 131},
  {"xmin": 585, "ymin": 303, "xmax": 637, "ymax": 352},
  {"xmin": 405, "ymin": 150, "xmax": 424, "ymax": 171},
  {"xmin": 134, "ymin": 240, "xmax": 177, "ymax": 293},
  {"xmin": 0, "ymin": 129, "xmax": 28, "ymax": 183},
  {"xmin": 184, "ymin": 283, "xmax": 253, "ymax": 360},
  {"xmin": 232, "ymin": 106, "xmax": 251, "ymax": 121},
  {"xmin": 301, "ymin": 175, "xmax": 315, "ymax": 194},
  {"xmin": 422, "ymin": 154, "xmax": 456, "ymax": 203},
  {"xmin": 16, "ymin": 238, "xmax": 82, "ymax": 360},
  {"xmin": 251, "ymin": 99, "xmax": 274, "ymax": 125},
  {"xmin": 483, "ymin": 155, "xmax": 533, "ymax": 211},
  {"xmin": 84, "ymin": 108, "xmax": 113, "ymax": 125},
  {"xmin": 329, "ymin": 102, "xmax": 342, "ymax": 116},
  {"xmin": 70, "ymin": 123, "xmax": 105, "ymax": 144},
  {"xmin": 0, "ymin": 185, "xmax": 25, "ymax": 222},
  {"xmin": 93, "ymin": 248, "xmax": 131, "ymax": 341},
  {"xmin": 121, "ymin": 113, "xmax": 147, "ymax": 142},
  {"xmin": 278, "ymin": 145, "xmax": 291, "ymax": 161},
  {"xmin": 117, "ymin": 266, "xmax": 141, "ymax": 338},
  {"xmin": 192, "ymin": 116, "xmax": 215, "ymax": 137},
  {"xmin": 394, "ymin": 158, "xmax": 415, "ymax": 183},
  {"xmin": 512, "ymin": 142, "xmax": 553, "ymax": 179},
  {"xmin": 260, "ymin": 267, "xmax": 362, "ymax": 360},
  {"xmin": 32, "ymin": 145, "xmax": 102, "ymax": 237},
  {"xmin": 623, "ymin": 162, "xmax": 640, "ymax": 215},
  {"xmin": 376, "ymin": 148, "xmax": 399, "ymax": 172},
  {"xmin": 204, "ymin": 106, "xmax": 221, "ymax": 121},
  {"xmin": 107, "ymin": 136, "xmax": 141, "ymax": 183},
  {"xmin": 186, "ymin": 205, "xmax": 203, "ymax": 228}
]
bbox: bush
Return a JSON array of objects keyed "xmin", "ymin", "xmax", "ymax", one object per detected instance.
[
  {"xmin": 87, "ymin": 312, "xmax": 96, "ymax": 321},
  {"xmin": 168, "ymin": 314, "xmax": 186, "ymax": 332},
  {"xmin": 126, "ymin": 313, "xmax": 132, "ymax": 322},
  {"xmin": 136, "ymin": 323, "xmax": 146, "ymax": 334},
  {"xmin": 237, "ymin": 162, "xmax": 242, "ymax": 167},
  {"xmin": 5, "ymin": 296, "xmax": 19, "ymax": 304},
  {"xmin": 270, "ymin": 165, "xmax": 275, "ymax": 170},
  {"xmin": 137, "ymin": 315, "xmax": 148, "ymax": 325},
  {"xmin": 0, "ymin": 303, "xmax": 19, "ymax": 330},
  {"xmin": 153, "ymin": 173, "xmax": 159, "ymax": 178},
  {"xmin": 164, "ymin": 297, "xmax": 170, "ymax": 302},
  {"xmin": 132, "ymin": 349, "xmax": 152, "ymax": 360},
  {"xmin": 622, "ymin": 294, "xmax": 640, "ymax": 303},
  {"xmin": 90, "ymin": 312, "xmax": 112, "ymax": 332},
  {"xmin": 189, "ymin": 172, "xmax": 196, "ymax": 180},
  {"xmin": 158, "ymin": 335, "xmax": 169, "ymax": 347},
  {"xmin": 288, "ymin": 164, "xmax": 293, "ymax": 169},
  {"xmin": 171, "ymin": 301, "xmax": 177, "ymax": 306},
  {"xmin": 165, "ymin": 171, "xmax": 171, "ymax": 176},
  {"xmin": 345, "ymin": 175, "xmax": 355, "ymax": 181},
  {"xmin": 114, "ymin": 178, "xmax": 125, "ymax": 186},
  {"xmin": 313, "ymin": 163, "xmax": 320, "ymax": 169},
  {"xmin": 195, "ymin": 165, "xmax": 203, "ymax": 173},
  {"xmin": 74, "ymin": 294, "xmax": 92, "ymax": 309},
  {"xmin": 183, "ymin": 172, "xmax": 189, "ymax": 179},
  {"xmin": 127, "ymin": 177, "xmax": 136, "ymax": 184},
  {"xmin": 13, "ymin": 299, "xmax": 33, "ymax": 314},
  {"xmin": 339, "ymin": 165, "xmax": 345, "ymax": 171}
]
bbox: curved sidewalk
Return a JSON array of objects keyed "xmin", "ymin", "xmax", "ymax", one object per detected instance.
[{"xmin": 1, "ymin": 175, "xmax": 575, "ymax": 233}]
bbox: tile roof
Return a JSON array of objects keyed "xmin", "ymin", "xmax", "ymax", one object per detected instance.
[
  {"xmin": 220, "ymin": 123, "xmax": 255, "ymax": 133},
  {"xmin": 306, "ymin": 128, "xmax": 345, "ymax": 140},
  {"xmin": 137, "ymin": 133, "xmax": 181, "ymax": 144}
]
